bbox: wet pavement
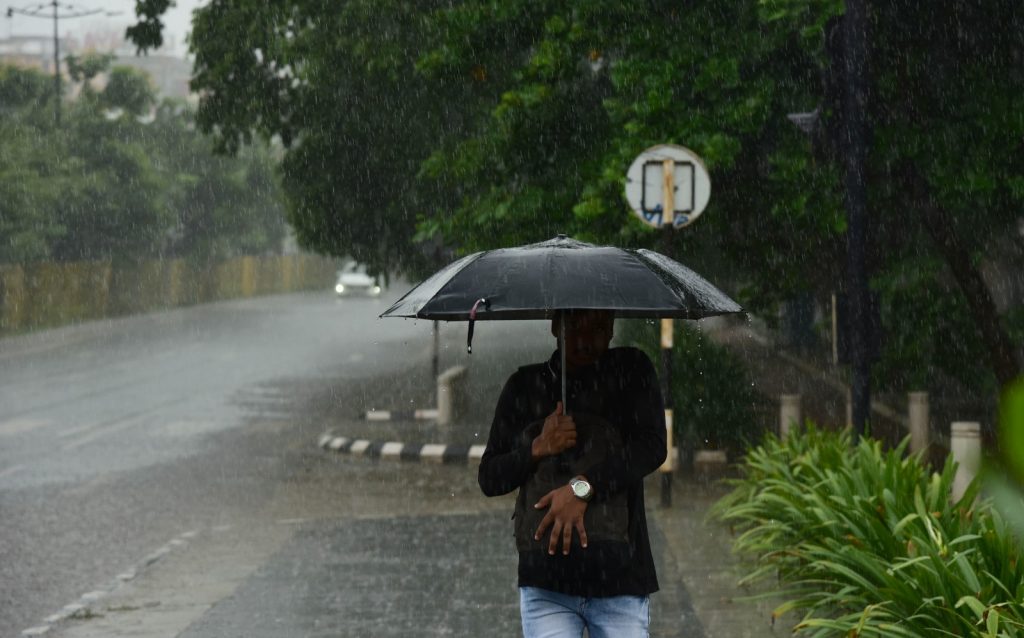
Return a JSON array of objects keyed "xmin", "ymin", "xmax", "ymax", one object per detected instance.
[{"xmin": 38, "ymin": 318, "xmax": 784, "ymax": 638}]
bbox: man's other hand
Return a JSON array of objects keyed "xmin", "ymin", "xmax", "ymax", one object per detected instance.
[
  {"xmin": 533, "ymin": 485, "xmax": 589, "ymax": 555},
  {"xmin": 531, "ymin": 402, "xmax": 576, "ymax": 460}
]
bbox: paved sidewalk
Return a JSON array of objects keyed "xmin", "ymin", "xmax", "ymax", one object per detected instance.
[{"xmin": 651, "ymin": 477, "xmax": 780, "ymax": 638}]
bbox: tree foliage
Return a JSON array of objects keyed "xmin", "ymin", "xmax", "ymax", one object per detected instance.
[
  {"xmin": 0, "ymin": 62, "xmax": 286, "ymax": 264},
  {"xmin": 127, "ymin": 0, "xmax": 1024, "ymax": 393}
]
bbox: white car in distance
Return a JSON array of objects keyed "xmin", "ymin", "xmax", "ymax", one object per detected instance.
[{"xmin": 334, "ymin": 263, "xmax": 382, "ymax": 297}]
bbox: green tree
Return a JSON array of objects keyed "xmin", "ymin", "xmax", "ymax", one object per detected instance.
[
  {"xmin": 128, "ymin": 0, "xmax": 1024, "ymax": 394},
  {"xmin": 101, "ymin": 66, "xmax": 157, "ymax": 115},
  {"xmin": 0, "ymin": 60, "xmax": 288, "ymax": 265},
  {"xmin": 0, "ymin": 66, "xmax": 67, "ymax": 262}
]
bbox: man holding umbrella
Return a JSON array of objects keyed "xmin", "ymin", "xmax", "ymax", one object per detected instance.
[
  {"xmin": 478, "ymin": 309, "xmax": 666, "ymax": 638},
  {"xmin": 381, "ymin": 235, "xmax": 743, "ymax": 636}
]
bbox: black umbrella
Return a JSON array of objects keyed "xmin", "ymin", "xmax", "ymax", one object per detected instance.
[{"xmin": 381, "ymin": 234, "xmax": 743, "ymax": 409}]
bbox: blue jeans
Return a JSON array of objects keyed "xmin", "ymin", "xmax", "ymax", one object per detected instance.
[{"xmin": 519, "ymin": 586, "xmax": 650, "ymax": 638}]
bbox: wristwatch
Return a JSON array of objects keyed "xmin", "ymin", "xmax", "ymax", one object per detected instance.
[{"xmin": 569, "ymin": 477, "xmax": 593, "ymax": 502}]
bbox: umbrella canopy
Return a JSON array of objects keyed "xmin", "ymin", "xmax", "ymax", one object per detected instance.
[
  {"xmin": 381, "ymin": 235, "xmax": 743, "ymax": 321},
  {"xmin": 381, "ymin": 234, "xmax": 743, "ymax": 413}
]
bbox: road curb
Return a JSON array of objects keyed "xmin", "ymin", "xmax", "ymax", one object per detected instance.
[{"xmin": 318, "ymin": 431, "xmax": 485, "ymax": 465}]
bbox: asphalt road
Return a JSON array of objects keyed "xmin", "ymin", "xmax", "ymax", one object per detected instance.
[{"xmin": 0, "ymin": 288, "xmax": 556, "ymax": 636}]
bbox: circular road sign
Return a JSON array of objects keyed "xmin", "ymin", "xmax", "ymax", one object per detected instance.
[{"xmin": 625, "ymin": 144, "xmax": 711, "ymax": 229}]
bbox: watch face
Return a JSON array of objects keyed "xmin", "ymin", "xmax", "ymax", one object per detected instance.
[{"xmin": 572, "ymin": 480, "xmax": 590, "ymax": 498}]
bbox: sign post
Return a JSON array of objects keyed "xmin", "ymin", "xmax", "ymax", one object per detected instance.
[{"xmin": 625, "ymin": 144, "xmax": 712, "ymax": 507}]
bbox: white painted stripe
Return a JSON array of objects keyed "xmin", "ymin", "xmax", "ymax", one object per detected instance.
[
  {"xmin": 80, "ymin": 591, "xmax": 106, "ymax": 603},
  {"xmin": 380, "ymin": 442, "xmax": 404, "ymax": 459},
  {"xmin": 365, "ymin": 411, "xmax": 391, "ymax": 421},
  {"xmin": 276, "ymin": 518, "xmax": 308, "ymax": 525},
  {"xmin": 142, "ymin": 547, "xmax": 170, "ymax": 566},
  {"xmin": 21, "ymin": 626, "xmax": 50, "ymax": 636},
  {"xmin": 420, "ymin": 444, "xmax": 447, "ymax": 462},
  {"xmin": 468, "ymin": 445, "xmax": 487, "ymax": 460},
  {"xmin": 61, "ymin": 413, "xmax": 150, "ymax": 452},
  {"xmin": 180, "ymin": 530, "xmax": 199, "ymax": 540},
  {"xmin": 317, "ymin": 432, "xmax": 334, "ymax": 447},
  {"xmin": 414, "ymin": 408, "xmax": 439, "ymax": 419},
  {"xmin": 0, "ymin": 418, "xmax": 49, "ymax": 437},
  {"xmin": 117, "ymin": 570, "xmax": 136, "ymax": 581},
  {"xmin": 169, "ymin": 539, "xmax": 186, "ymax": 547},
  {"xmin": 349, "ymin": 440, "xmax": 371, "ymax": 455},
  {"xmin": 328, "ymin": 437, "xmax": 349, "ymax": 450},
  {"xmin": 43, "ymin": 614, "xmax": 63, "ymax": 624}
]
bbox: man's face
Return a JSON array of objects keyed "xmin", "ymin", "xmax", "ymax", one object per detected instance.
[{"xmin": 552, "ymin": 310, "xmax": 615, "ymax": 369}]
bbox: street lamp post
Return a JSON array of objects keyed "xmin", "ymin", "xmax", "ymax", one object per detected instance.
[
  {"xmin": 6, "ymin": 1, "xmax": 119, "ymax": 124},
  {"xmin": 842, "ymin": 0, "xmax": 871, "ymax": 443}
]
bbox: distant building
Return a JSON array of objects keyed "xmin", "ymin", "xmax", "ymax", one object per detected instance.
[
  {"xmin": 0, "ymin": 27, "xmax": 193, "ymax": 101},
  {"xmin": 0, "ymin": 34, "xmax": 70, "ymax": 74}
]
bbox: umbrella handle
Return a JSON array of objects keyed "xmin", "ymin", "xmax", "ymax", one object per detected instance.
[{"xmin": 466, "ymin": 297, "xmax": 489, "ymax": 354}]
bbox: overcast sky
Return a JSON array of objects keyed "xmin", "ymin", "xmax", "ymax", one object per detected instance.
[{"xmin": 5, "ymin": 0, "xmax": 205, "ymax": 58}]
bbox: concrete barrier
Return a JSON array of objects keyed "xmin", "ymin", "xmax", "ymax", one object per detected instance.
[
  {"xmin": 437, "ymin": 365, "xmax": 468, "ymax": 427},
  {"xmin": 908, "ymin": 392, "xmax": 929, "ymax": 455},
  {"xmin": 951, "ymin": 421, "xmax": 981, "ymax": 502},
  {"xmin": 779, "ymin": 394, "xmax": 802, "ymax": 437}
]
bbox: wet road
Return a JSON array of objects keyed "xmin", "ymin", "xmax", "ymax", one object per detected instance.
[
  {"xmin": 0, "ymin": 289, "xmax": 761, "ymax": 638},
  {"xmin": 0, "ymin": 289, "xmax": 554, "ymax": 635}
]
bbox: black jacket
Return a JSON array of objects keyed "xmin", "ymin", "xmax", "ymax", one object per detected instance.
[{"xmin": 478, "ymin": 346, "xmax": 666, "ymax": 597}]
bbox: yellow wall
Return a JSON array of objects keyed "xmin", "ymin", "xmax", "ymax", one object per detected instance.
[{"xmin": 0, "ymin": 254, "xmax": 339, "ymax": 334}]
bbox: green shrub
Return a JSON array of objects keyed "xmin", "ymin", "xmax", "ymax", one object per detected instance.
[
  {"xmin": 711, "ymin": 425, "xmax": 1024, "ymax": 636},
  {"xmin": 617, "ymin": 318, "xmax": 766, "ymax": 457}
]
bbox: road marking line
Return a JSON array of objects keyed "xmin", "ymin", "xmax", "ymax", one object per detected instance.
[
  {"xmin": 277, "ymin": 518, "xmax": 308, "ymax": 525},
  {"xmin": 468, "ymin": 445, "xmax": 487, "ymax": 460},
  {"xmin": 349, "ymin": 440, "xmax": 371, "ymax": 455},
  {"xmin": 21, "ymin": 625, "xmax": 50, "ymax": 635},
  {"xmin": 380, "ymin": 442, "xmax": 404, "ymax": 459},
  {"xmin": 60, "ymin": 413, "xmax": 150, "ymax": 452},
  {"xmin": 0, "ymin": 418, "xmax": 50, "ymax": 437}
]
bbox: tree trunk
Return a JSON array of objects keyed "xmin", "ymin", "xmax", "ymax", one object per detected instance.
[{"xmin": 910, "ymin": 170, "xmax": 1021, "ymax": 390}]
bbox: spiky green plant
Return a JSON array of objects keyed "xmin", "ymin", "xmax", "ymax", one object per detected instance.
[{"xmin": 710, "ymin": 424, "xmax": 1024, "ymax": 636}]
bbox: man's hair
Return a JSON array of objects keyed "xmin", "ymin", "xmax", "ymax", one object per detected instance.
[{"xmin": 550, "ymin": 309, "xmax": 615, "ymax": 330}]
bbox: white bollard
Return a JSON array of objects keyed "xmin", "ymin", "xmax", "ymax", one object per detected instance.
[
  {"xmin": 437, "ymin": 365, "xmax": 468, "ymax": 426},
  {"xmin": 908, "ymin": 392, "xmax": 929, "ymax": 455},
  {"xmin": 951, "ymin": 421, "xmax": 982, "ymax": 502},
  {"xmin": 779, "ymin": 394, "xmax": 802, "ymax": 437}
]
